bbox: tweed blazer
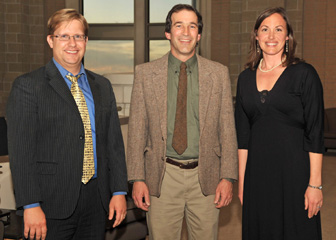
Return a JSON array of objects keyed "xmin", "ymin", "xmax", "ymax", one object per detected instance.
[
  {"xmin": 127, "ymin": 53, "xmax": 238, "ymax": 197},
  {"xmin": 6, "ymin": 60, "xmax": 128, "ymax": 219}
]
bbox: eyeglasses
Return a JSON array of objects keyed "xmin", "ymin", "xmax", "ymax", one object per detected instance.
[{"xmin": 51, "ymin": 34, "xmax": 87, "ymax": 41}]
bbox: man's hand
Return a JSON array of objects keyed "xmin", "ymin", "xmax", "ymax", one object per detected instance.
[
  {"xmin": 214, "ymin": 179, "xmax": 233, "ymax": 208},
  {"xmin": 108, "ymin": 195, "xmax": 127, "ymax": 228},
  {"xmin": 132, "ymin": 181, "xmax": 150, "ymax": 211},
  {"xmin": 23, "ymin": 206, "xmax": 47, "ymax": 240}
]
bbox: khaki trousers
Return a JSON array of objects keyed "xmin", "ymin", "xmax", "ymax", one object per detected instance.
[{"xmin": 147, "ymin": 160, "xmax": 220, "ymax": 240}]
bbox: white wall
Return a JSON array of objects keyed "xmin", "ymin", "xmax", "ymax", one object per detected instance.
[{"xmin": 0, "ymin": 156, "xmax": 16, "ymax": 210}]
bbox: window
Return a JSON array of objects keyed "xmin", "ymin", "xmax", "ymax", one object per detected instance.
[
  {"xmin": 85, "ymin": 40, "xmax": 134, "ymax": 74},
  {"xmin": 149, "ymin": 40, "xmax": 170, "ymax": 61},
  {"xmin": 149, "ymin": 0, "xmax": 192, "ymax": 23},
  {"xmin": 84, "ymin": 0, "xmax": 133, "ymax": 23}
]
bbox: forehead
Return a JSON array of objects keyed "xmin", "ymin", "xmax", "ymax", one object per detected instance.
[
  {"xmin": 171, "ymin": 9, "xmax": 198, "ymax": 24},
  {"xmin": 260, "ymin": 13, "xmax": 286, "ymax": 27},
  {"xmin": 54, "ymin": 19, "xmax": 85, "ymax": 33}
]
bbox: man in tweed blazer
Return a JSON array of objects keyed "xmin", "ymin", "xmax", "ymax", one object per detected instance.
[
  {"xmin": 127, "ymin": 4, "xmax": 238, "ymax": 240},
  {"xmin": 6, "ymin": 9, "xmax": 127, "ymax": 240}
]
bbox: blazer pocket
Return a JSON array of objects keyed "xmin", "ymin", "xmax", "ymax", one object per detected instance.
[
  {"xmin": 36, "ymin": 162, "xmax": 57, "ymax": 175},
  {"xmin": 144, "ymin": 147, "xmax": 150, "ymax": 153},
  {"xmin": 212, "ymin": 90, "xmax": 221, "ymax": 95},
  {"xmin": 213, "ymin": 145, "xmax": 221, "ymax": 157}
]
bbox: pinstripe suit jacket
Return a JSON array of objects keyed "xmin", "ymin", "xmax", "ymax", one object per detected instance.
[
  {"xmin": 6, "ymin": 60, "xmax": 128, "ymax": 219},
  {"xmin": 127, "ymin": 53, "xmax": 238, "ymax": 197}
]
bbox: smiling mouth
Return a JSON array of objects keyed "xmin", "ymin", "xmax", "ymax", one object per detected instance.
[
  {"xmin": 180, "ymin": 39, "xmax": 191, "ymax": 43},
  {"xmin": 266, "ymin": 43, "xmax": 278, "ymax": 46},
  {"xmin": 66, "ymin": 50, "xmax": 78, "ymax": 54}
]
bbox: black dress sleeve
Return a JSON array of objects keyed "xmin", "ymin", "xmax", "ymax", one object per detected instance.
[
  {"xmin": 235, "ymin": 74, "xmax": 250, "ymax": 149},
  {"xmin": 301, "ymin": 64, "xmax": 325, "ymax": 153}
]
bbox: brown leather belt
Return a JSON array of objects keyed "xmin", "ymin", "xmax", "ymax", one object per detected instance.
[{"xmin": 166, "ymin": 157, "xmax": 198, "ymax": 169}]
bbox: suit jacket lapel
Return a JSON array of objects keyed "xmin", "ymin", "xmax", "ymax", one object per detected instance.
[
  {"xmin": 46, "ymin": 61, "xmax": 82, "ymax": 120},
  {"xmin": 86, "ymin": 71, "xmax": 101, "ymax": 125},
  {"xmin": 151, "ymin": 54, "xmax": 169, "ymax": 139},
  {"xmin": 197, "ymin": 55, "xmax": 214, "ymax": 137}
]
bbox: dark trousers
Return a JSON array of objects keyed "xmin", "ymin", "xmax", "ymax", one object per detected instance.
[{"xmin": 44, "ymin": 179, "xmax": 106, "ymax": 240}]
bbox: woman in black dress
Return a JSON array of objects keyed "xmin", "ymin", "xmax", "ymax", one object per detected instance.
[{"xmin": 235, "ymin": 7, "xmax": 324, "ymax": 240}]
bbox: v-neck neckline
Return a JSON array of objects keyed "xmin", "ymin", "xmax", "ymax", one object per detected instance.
[{"xmin": 255, "ymin": 66, "xmax": 289, "ymax": 94}]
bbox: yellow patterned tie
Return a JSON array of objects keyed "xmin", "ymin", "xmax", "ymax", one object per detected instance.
[{"xmin": 66, "ymin": 74, "xmax": 95, "ymax": 184}]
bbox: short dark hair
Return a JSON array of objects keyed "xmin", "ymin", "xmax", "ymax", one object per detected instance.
[
  {"xmin": 165, "ymin": 4, "xmax": 203, "ymax": 34},
  {"xmin": 245, "ymin": 7, "xmax": 301, "ymax": 70}
]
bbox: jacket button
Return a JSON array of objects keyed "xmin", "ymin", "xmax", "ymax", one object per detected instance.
[{"xmin": 79, "ymin": 135, "xmax": 84, "ymax": 140}]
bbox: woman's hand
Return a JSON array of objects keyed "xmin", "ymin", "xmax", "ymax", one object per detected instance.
[
  {"xmin": 304, "ymin": 186, "xmax": 323, "ymax": 218},
  {"xmin": 238, "ymin": 183, "xmax": 244, "ymax": 205}
]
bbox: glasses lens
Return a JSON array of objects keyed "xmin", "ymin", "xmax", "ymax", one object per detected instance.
[{"xmin": 54, "ymin": 35, "xmax": 86, "ymax": 41}]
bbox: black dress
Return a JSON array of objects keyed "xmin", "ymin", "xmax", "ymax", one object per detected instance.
[{"xmin": 235, "ymin": 62, "xmax": 324, "ymax": 240}]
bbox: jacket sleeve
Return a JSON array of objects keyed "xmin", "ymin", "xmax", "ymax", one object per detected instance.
[
  {"xmin": 219, "ymin": 66, "xmax": 238, "ymax": 181},
  {"xmin": 127, "ymin": 65, "xmax": 148, "ymax": 181},
  {"xmin": 107, "ymin": 81, "xmax": 128, "ymax": 193},
  {"xmin": 6, "ymin": 75, "xmax": 42, "ymax": 209}
]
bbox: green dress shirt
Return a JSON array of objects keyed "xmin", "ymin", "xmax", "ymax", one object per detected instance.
[{"xmin": 166, "ymin": 53, "xmax": 199, "ymax": 160}]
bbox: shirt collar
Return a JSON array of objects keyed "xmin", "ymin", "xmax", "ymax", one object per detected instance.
[
  {"xmin": 52, "ymin": 58, "xmax": 86, "ymax": 80},
  {"xmin": 168, "ymin": 52, "xmax": 197, "ymax": 73}
]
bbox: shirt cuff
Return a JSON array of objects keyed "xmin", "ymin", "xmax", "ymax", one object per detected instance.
[
  {"xmin": 23, "ymin": 203, "xmax": 40, "ymax": 209},
  {"xmin": 113, "ymin": 191, "xmax": 127, "ymax": 196},
  {"xmin": 129, "ymin": 179, "xmax": 145, "ymax": 183},
  {"xmin": 222, "ymin": 178, "xmax": 236, "ymax": 183}
]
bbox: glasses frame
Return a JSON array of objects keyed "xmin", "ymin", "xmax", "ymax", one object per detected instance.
[{"xmin": 51, "ymin": 34, "xmax": 87, "ymax": 41}]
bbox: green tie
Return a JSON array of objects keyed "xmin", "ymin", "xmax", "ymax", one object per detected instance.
[{"xmin": 66, "ymin": 74, "xmax": 95, "ymax": 184}]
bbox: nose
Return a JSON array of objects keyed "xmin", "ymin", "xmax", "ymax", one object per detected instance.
[
  {"xmin": 182, "ymin": 26, "xmax": 190, "ymax": 36},
  {"xmin": 68, "ymin": 36, "xmax": 77, "ymax": 46},
  {"xmin": 268, "ymin": 30, "xmax": 274, "ymax": 39}
]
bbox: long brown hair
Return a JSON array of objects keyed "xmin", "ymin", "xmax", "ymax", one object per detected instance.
[{"xmin": 245, "ymin": 7, "xmax": 301, "ymax": 70}]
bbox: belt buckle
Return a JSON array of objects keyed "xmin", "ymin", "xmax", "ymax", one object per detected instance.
[
  {"xmin": 184, "ymin": 160, "xmax": 197, "ymax": 169},
  {"xmin": 185, "ymin": 161, "xmax": 193, "ymax": 167}
]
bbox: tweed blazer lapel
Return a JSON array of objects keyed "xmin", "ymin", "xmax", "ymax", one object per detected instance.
[
  {"xmin": 197, "ymin": 55, "xmax": 214, "ymax": 137},
  {"xmin": 148, "ymin": 53, "xmax": 215, "ymax": 139},
  {"xmin": 46, "ymin": 60, "xmax": 82, "ymax": 120},
  {"xmin": 150, "ymin": 53, "xmax": 169, "ymax": 139}
]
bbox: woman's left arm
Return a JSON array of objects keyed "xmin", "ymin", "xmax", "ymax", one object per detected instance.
[{"xmin": 304, "ymin": 152, "xmax": 323, "ymax": 219}]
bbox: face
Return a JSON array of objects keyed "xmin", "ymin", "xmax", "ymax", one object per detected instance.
[
  {"xmin": 47, "ymin": 19, "xmax": 87, "ymax": 74},
  {"xmin": 165, "ymin": 10, "xmax": 201, "ymax": 62},
  {"xmin": 256, "ymin": 13, "xmax": 289, "ymax": 57}
]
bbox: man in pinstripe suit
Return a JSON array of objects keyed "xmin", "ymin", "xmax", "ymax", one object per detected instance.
[{"xmin": 6, "ymin": 9, "xmax": 128, "ymax": 240}]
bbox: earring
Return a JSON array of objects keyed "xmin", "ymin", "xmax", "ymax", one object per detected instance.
[
  {"xmin": 257, "ymin": 41, "xmax": 260, "ymax": 53},
  {"xmin": 286, "ymin": 40, "xmax": 289, "ymax": 53}
]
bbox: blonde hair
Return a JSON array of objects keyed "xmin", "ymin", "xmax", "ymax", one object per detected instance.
[{"xmin": 47, "ymin": 8, "xmax": 89, "ymax": 36}]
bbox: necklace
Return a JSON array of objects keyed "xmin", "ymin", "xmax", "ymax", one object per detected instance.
[{"xmin": 258, "ymin": 58, "xmax": 285, "ymax": 73}]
